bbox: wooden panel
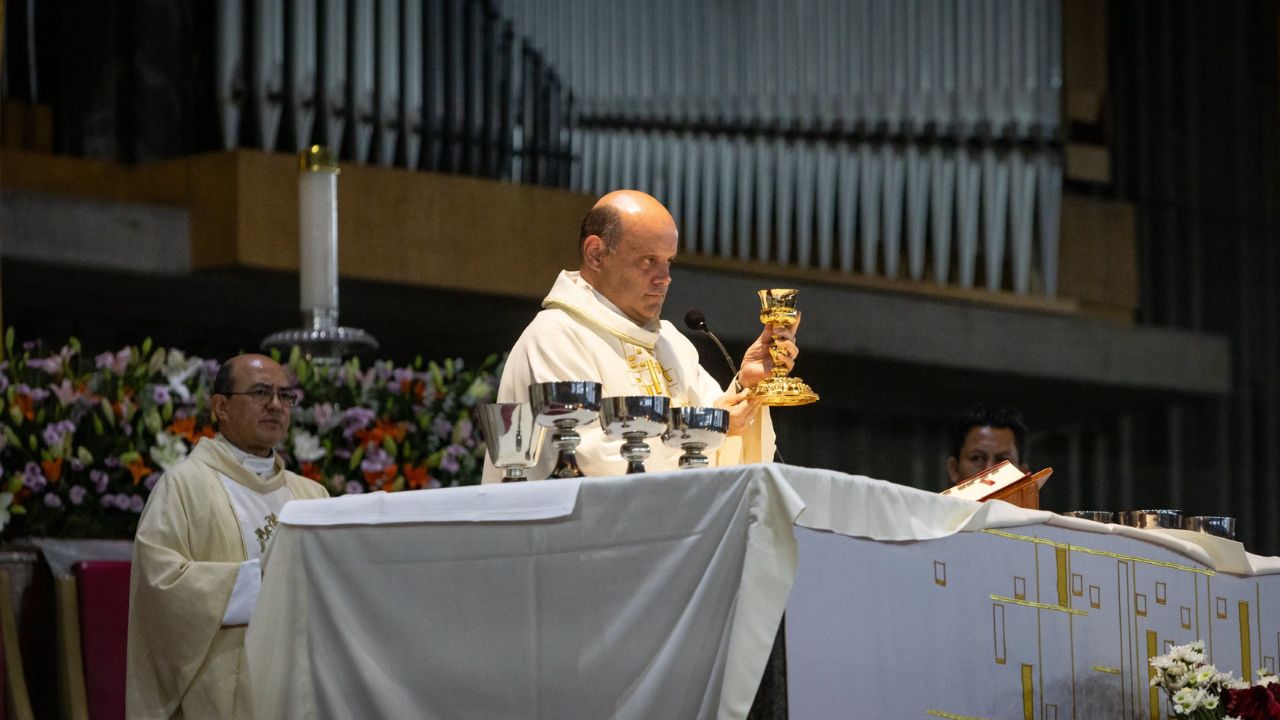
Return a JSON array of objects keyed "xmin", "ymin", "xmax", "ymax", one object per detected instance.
[
  {"xmin": 0, "ymin": 149, "xmax": 590, "ymax": 300},
  {"xmin": 1064, "ymin": 0, "xmax": 1109, "ymax": 126},
  {"xmin": 226, "ymin": 151, "xmax": 591, "ymax": 299},
  {"xmin": 1059, "ymin": 192, "xmax": 1138, "ymax": 324}
]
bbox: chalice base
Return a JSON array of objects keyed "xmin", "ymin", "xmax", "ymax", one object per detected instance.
[
  {"xmin": 750, "ymin": 375, "xmax": 820, "ymax": 406},
  {"xmin": 677, "ymin": 445, "xmax": 711, "ymax": 470},
  {"xmin": 548, "ymin": 450, "xmax": 584, "ymax": 479},
  {"xmin": 501, "ymin": 467, "xmax": 528, "ymax": 483}
]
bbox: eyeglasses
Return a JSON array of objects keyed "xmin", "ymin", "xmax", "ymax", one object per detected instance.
[{"xmin": 220, "ymin": 386, "xmax": 301, "ymax": 407}]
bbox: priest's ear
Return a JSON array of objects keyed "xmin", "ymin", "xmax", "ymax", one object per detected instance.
[
  {"xmin": 210, "ymin": 394, "xmax": 230, "ymax": 426},
  {"xmin": 582, "ymin": 234, "xmax": 610, "ymax": 269}
]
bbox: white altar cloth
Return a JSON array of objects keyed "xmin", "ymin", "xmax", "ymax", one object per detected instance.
[
  {"xmin": 783, "ymin": 475, "xmax": 1280, "ymax": 720},
  {"xmin": 242, "ymin": 464, "xmax": 805, "ymax": 720}
]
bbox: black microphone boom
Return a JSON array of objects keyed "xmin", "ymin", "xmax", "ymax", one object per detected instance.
[
  {"xmin": 684, "ymin": 309, "xmax": 738, "ymax": 377},
  {"xmin": 684, "ymin": 309, "xmax": 786, "ymax": 463}
]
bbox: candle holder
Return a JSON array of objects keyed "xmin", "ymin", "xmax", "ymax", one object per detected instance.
[
  {"xmin": 262, "ymin": 146, "xmax": 378, "ymax": 363},
  {"xmin": 748, "ymin": 288, "xmax": 818, "ymax": 406}
]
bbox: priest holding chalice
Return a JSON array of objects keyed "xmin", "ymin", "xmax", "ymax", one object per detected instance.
[{"xmin": 483, "ymin": 190, "xmax": 809, "ymax": 481}]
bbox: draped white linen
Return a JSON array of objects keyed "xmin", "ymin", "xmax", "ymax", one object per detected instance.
[{"xmin": 242, "ymin": 465, "xmax": 805, "ymax": 720}]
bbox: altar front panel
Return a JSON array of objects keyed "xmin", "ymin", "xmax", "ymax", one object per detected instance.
[
  {"xmin": 242, "ymin": 467, "xmax": 803, "ymax": 720},
  {"xmin": 787, "ymin": 522, "xmax": 1280, "ymax": 720}
]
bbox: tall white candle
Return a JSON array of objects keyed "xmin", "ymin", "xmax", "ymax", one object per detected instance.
[{"xmin": 298, "ymin": 146, "xmax": 339, "ymax": 326}]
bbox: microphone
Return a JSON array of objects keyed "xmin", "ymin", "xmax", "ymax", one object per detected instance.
[
  {"xmin": 684, "ymin": 309, "xmax": 738, "ymax": 377},
  {"xmin": 684, "ymin": 309, "xmax": 786, "ymax": 464}
]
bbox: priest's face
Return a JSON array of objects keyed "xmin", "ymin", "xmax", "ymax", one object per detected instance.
[
  {"xmin": 588, "ymin": 213, "xmax": 678, "ymax": 326},
  {"xmin": 946, "ymin": 425, "xmax": 1022, "ymax": 485},
  {"xmin": 213, "ymin": 355, "xmax": 294, "ymax": 457}
]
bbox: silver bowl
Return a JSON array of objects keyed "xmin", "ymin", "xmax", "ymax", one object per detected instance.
[
  {"xmin": 1119, "ymin": 509, "xmax": 1183, "ymax": 529},
  {"xmin": 475, "ymin": 403, "xmax": 547, "ymax": 482},
  {"xmin": 600, "ymin": 396, "xmax": 671, "ymax": 474},
  {"xmin": 529, "ymin": 381, "xmax": 602, "ymax": 479},
  {"xmin": 663, "ymin": 406, "xmax": 729, "ymax": 470},
  {"xmin": 1182, "ymin": 515, "xmax": 1237, "ymax": 540},
  {"xmin": 1062, "ymin": 510, "xmax": 1115, "ymax": 524}
]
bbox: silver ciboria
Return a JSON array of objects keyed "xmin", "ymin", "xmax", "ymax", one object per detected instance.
[
  {"xmin": 1119, "ymin": 509, "xmax": 1183, "ymax": 529},
  {"xmin": 599, "ymin": 396, "xmax": 671, "ymax": 474},
  {"xmin": 530, "ymin": 381, "xmax": 602, "ymax": 479},
  {"xmin": 1182, "ymin": 515, "xmax": 1237, "ymax": 540},
  {"xmin": 475, "ymin": 403, "xmax": 547, "ymax": 482},
  {"xmin": 663, "ymin": 406, "xmax": 730, "ymax": 470}
]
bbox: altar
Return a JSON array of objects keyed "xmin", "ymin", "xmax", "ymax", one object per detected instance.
[{"xmin": 240, "ymin": 464, "xmax": 1280, "ymax": 719}]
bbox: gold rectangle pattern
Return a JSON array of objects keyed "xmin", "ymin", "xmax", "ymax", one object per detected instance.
[
  {"xmin": 1241, "ymin": 601, "xmax": 1253, "ymax": 683},
  {"xmin": 1147, "ymin": 630, "xmax": 1160, "ymax": 720},
  {"xmin": 1021, "ymin": 664, "xmax": 1034, "ymax": 720},
  {"xmin": 993, "ymin": 604, "xmax": 1007, "ymax": 665},
  {"xmin": 1056, "ymin": 548, "xmax": 1069, "ymax": 607}
]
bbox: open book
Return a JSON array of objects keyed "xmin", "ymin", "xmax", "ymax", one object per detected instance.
[{"xmin": 940, "ymin": 459, "xmax": 1053, "ymax": 505}]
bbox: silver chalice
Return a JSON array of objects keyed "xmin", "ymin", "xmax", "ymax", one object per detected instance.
[
  {"xmin": 475, "ymin": 403, "xmax": 546, "ymax": 482},
  {"xmin": 529, "ymin": 381, "xmax": 602, "ymax": 479},
  {"xmin": 663, "ymin": 406, "xmax": 730, "ymax": 470},
  {"xmin": 599, "ymin": 396, "xmax": 671, "ymax": 474}
]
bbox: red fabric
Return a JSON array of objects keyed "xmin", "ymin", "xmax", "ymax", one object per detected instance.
[{"xmin": 73, "ymin": 561, "xmax": 131, "ymax": 720}]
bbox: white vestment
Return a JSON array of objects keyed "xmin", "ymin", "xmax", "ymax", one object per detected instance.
[
  {"xmin": 126, "ymin": 434, "xmax": 328, "ymax": 719},
  {"xmin": 484, "ymin": 270, "xmax": 775, "ymax": 481}
]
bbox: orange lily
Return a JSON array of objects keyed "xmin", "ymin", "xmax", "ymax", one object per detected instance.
[
  {"xmin": 362, "ymin": 464, "xmax": 399, "ymax": 491},
  {"xmin": 14, "ymin": 393, "xmax": 34, "ymax": 421},
  {"xmin": 42, "ymin": 458, "xmax": 63, "ymax": 484},
  {"xmin": 300, "ymin": 463, "xmax": 323, "ymax": 482},
  {"xmin": 126, "ymin": 456, "xmax": 153, "ymax": 486},
  {"xmin": 403, "ymin": 464, "xmax": 431, "ymax": 490},
  {"xmin": 355, "ymin": 419, "xmax": 407, "ymax": 448},
  {"xmin": 167, "ymin": 417, "xmax": 198, "ymax": 444}
]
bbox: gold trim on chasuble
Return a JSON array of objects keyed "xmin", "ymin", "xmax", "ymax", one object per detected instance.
[{"xmin": 620, "ymin": 340, "xmax": 674, "ymax": 397}]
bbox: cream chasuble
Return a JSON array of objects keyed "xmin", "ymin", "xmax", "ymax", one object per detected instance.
[
  {"xmin": 485, "ymin": 270, "xmax": 775, "ymax": 481},
  {"xmin": 126, "ymin": 434, "xmax": 328, "ymax": 719}
]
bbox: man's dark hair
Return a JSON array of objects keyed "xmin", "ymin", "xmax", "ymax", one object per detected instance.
[
  {"xmin": 578, "ymin": 205, "xmax": 624, "ymax": 253},
  {"xmin": 949, "ymin": 402, "xmax": 1028, "ymax": 462},
  {"xmin": 212, "ymin": 359, "xmax": 237, "ymax": 396}
]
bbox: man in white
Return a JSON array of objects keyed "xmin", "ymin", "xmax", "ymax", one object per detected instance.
[
  {"xmin": 126, "ymin": 353, "xmax": 328, "ymax": 719},
  {"xmin": 486, "ymin": 189, "xmax": 799, "ymax": 480}
]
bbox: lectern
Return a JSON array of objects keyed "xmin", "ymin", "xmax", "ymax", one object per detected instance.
[{"xmin": 940, "ymin": 460, "xmax": 1052, "ymax": 510}]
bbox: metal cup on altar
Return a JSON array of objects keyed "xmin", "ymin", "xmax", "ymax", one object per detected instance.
[
  {"xmin": 475, "ymin": 403, "xmax": 547, "ymax": 482},
  {"xmin": 663, "ymin": 406, "xmax": 729, "ymax": 470},
  {"xmin": 1182, "ymin": 515, "xmax": 1237, "ymax": 540},
  {"xmin": 599, "ymin": 396, "xmax": 671, "ymax": 474},
  {"xmin": 1119, "ymin": 509, "xmax": 1183, "ymax": 529},
  {"xmin": 529, "ymin": 381, "xmax": 602, "ymax": 479},
  {"xmin": 750, "ymin": 288, "xmax": 819, "ymax": 406}
]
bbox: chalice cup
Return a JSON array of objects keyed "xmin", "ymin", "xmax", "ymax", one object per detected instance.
[
  {"xmin": 663, "ymin": 406, "xmax": 730, "ymax": 470},
  {"xmin": 600, "ymin": 396, "xmax": 671, "ymax": 474},
  {"xmin": 529, "ymin": 381, "xmax": 602, "ymax": 479},
  {"xmin": 476, "ymin": 403, "xmax": 547, "ymax": 482},
  {"xmin": 750, "ymin": 288, "xmax": 819, "ymax": 406}
]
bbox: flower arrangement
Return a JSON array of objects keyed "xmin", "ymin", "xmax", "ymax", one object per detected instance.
[
  {"xmin": 0, "ymin": 330, "xmax": 500, "ymax": 539},
  {"xmin": 1150, "ymin": 640, "xmax": 1280, "ymax": 719}
]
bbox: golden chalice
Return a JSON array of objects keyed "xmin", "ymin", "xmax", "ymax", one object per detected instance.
[{"xmin": 749, "ymin": 289, "xmax": 819, "ymax": 406}]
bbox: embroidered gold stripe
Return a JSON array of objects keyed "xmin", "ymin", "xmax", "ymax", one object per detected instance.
[
  {"xmin": 544, "ymin": 300, "xmax": 657, "ymax": 349},
  {"xmin": 980, "ymin": 529, "xmax": 1215, "ymax": 576},
  {"xmin": 926, "ymin": 711, "xmax": 997, "ymax": 720},
  {"xmin": 1090, "ymin": 665, "xmax": 1121, "ymax": 674},
  {"xmin": 991, "ymin": 594, "xmax": 1088, "ymax": 616}
]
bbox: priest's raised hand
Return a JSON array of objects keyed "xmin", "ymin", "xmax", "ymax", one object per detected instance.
[{"xmin": 738, "ymin": 312, "xmax": 802, "ymax": 390}]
